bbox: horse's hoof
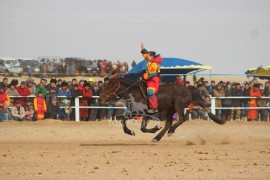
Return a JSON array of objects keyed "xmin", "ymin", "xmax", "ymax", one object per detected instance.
[
  {"xmin": 151, "ymin": 138, "xmax": 158, "ymax": 143},
  {"xmin": 168, "ymin": 133, "xmax": 174, "ymax": 137},
  {"xmin": 131, "ymin": 131, "xmax": 136, "ymax": 136}
]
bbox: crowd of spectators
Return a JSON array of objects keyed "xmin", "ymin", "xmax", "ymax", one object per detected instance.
[
  {"xmin": 0, "ymin": 74, "xmax": 269, "ymax": 122},
  {"xmin": 32, "ymin": 59, "xmax": 129, "ymax": 78},
  {"xmin": 0, "ymin": 74, "xmax": 115, "ymax": 122},
  {"xmin": 176, "ymin": 76, "xmax": 270, "ymax": 121}
]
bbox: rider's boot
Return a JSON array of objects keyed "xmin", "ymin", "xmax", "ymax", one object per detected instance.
[{"xmin": 148, "ymin": 96, "xmax": 158, "ymax": 114}]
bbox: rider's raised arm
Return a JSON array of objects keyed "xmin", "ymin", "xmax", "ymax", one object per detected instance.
[{"xmin": 141, "ymin": 43, "xmax": 148, "ymax": 59}]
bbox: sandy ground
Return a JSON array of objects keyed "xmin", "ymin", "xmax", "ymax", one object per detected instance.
[{"xmin": 0, "ymin": 119, "xmax": 270, "ymax": 180}]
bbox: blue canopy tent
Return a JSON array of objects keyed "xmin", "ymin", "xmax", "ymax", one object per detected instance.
[{"xmin": 124, "ymin": 57, "xmax": 211, "ymax": 83}]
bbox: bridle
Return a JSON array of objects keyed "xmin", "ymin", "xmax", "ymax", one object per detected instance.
[{"xmin": 103, "ymin": 78, "xmax": 141, "ymax": 102}]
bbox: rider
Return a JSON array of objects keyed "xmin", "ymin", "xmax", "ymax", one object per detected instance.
[{"xmin": 141, "ymin": 43, "xmax": 162, "ymax": 113}]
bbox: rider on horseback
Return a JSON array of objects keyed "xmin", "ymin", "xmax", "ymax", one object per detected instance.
[{"xmin": 141, "ymin": 43, "xmax": 162, "ymax": 114}]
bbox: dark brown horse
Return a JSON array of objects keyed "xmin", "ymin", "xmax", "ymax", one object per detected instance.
[{"xmin": 99, "ymin": 77, "xmax": 225, "ymax": 142}]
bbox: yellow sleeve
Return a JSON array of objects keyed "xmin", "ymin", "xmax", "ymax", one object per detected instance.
[
  {"xmin": 148, "ymin": 62, "xmax": 158, "ymax": 74},
  {"xmin": 6, "ymin": 94, "xmax": 10, "ymax": 106},
  {"xmin": 33, "ymin": 98, "xmax": 37, "ymax": 111},
  {"xmin": 44, "ymin": 99, "xmax": 47, "ymax": 112}
]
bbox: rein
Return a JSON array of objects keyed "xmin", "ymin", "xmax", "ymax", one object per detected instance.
[{"xmin": 106, "ymin": 79, "xmax": 142, "ymax": 101}]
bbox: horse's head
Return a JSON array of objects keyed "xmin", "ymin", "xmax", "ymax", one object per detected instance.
[{"xmin": 99, "ymin": 77, "xmax": 121, "ymax": 105}]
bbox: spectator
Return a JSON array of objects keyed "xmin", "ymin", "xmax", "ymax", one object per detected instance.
[
  {"xmin": 0, "ymin": 104, "xmax": 7, "ymax": 121},
  {"xmin": 248, "ymin": 83, "xmax": 261, "ymax": 121},
  {"xmin": 62, "ymin": 99, "xmax": 72, "ymax": 121},
  {"xmin": 196, "ymin": 84, "xmax": 206, "ymax": 99},
  {"xmin": 0, "ymin": 85, "xmax": 10, "ymax": 107},
  {"xmin": 213, "ymin": 83, "xmax": 225, "ymax": 118},
  {"xmin": 231, "ymin": 83, "xmax": 243, "ymax": 120},
  {"xmin": 11, "ymin": 100, "xmax": 25, "ymax": 121},
  {"xmin": 16, "ymin": 81, "xmax": 31, "ymax": 107},
  {"xmin": 70, "ymin": 84, "xmax": 82, "ymax": 119},
  {"xmin": 222, "ymin": 82, "xmax": 232, "ymax": 121},
  {"xmin": 257, "ymin": 88, "xmax": 268, "ymax": 121},
  {"xmin": 46, "ymin": 98, "xmax": 61, "ymax": 119},
  {"xmin": 25, "ymin": 104, "xmax": 35, "ymax": 121},
  {"xmin": 185, "ymin": 81, "xmax": 195, "ymax": 91},
  {"xmin": 46, "ymin": 79, "xmax": 57, "ymax": 91},
  {"xmin": 191, "ymin": 85, "xmax": 208, "ymax": 120},
  {"xmin": 88, "ymin": 78, "xmax": 94, "ymax": 88},
  {"xmin": 209, "ymin": 80, "xmax": 216, "ymax": 96},
  {"xmin": 89, "ymin": 83, "xmax": 101, "ymax": 121},
  {"xmin": 78, "ymin": 79, "xmax": 84, "ymax": 92},
  {"xmin": 26, "ymin": 79, "xmax": 36, "ymax": 95},
  {"xmin": 0, "ymin": 78, "xmax": 9, "ymax": 90},
  {"xmin": 241, "ymin": 82, "xmax": 251, "ymax": 120},
  {"xmin": 56, "ymin": 79, "xmax": 62, "ymax": 89},
  {"xmin": 35, "ymin": 82, "xmax": 47, "ymax": 97},
  {"xmin": 131, "ymin": 60, "xmax": 136, "ymax": 68},
  {"xmin": 34, "ymin": 91, "xmax": 47, "ymax": 120},
  {"xmin": 46, "ymin": 87, "xmax": 59, "ymax": 106},
  {"xmin": 80, "ymin": 82, "xmax": 92, "ymax": 121},
  {"xmin": 67, "ymin": 81, "xmax": 72, "ymax": 90},
  {"xmin": 7, "ymin": 84, "xmax": 19, "ymax": 106},
  {"xmin": 103, "ymin": 77, "xmax": 110, "ymax": 87},
  {"xmin": 176, "ymin": 75, "xmax": 184, "ymax": 85}
]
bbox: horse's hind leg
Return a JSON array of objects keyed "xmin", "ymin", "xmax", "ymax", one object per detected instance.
[
  {"xmin": 168, "ymin": 107, "xmax": 187, "ymax": 137},
  {"xmin": 140, "ymin": 117, "xmax": 162, "ymax": 133},
  {"xmin": 121, "ymin": 116, "xmax": 135, "ymax": 136},
  {"xmin": 151, "ymin": 108, "xmax": 174, "ymax": 142}
]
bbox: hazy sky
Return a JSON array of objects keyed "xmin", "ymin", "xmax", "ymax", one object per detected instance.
[{"xmin": 0, "ymin": 0, "xmax": 269, "ymax": 74}]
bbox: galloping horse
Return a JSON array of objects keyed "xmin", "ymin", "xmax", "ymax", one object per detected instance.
[{"xmin": 99, "ymin": 77, "xmax": 225, "ymax": 142}]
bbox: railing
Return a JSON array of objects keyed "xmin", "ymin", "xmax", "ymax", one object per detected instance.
[
  {"xmin": 7, "ymin": 95, "xmax": 270, "ymax": 122},
  {"xmin": 8, "ymin": 95, "xmax": 127, "ymax": 122}
]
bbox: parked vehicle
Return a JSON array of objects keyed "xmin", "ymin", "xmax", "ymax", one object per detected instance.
[
  {"xmin": 0, "ymin": 57, "xmax": 23, "ymax": 76},
  {"xmin": 19, "ymin": 59, "xmax": 40, "ymax": 75},
  {"xmin": 37, "ymin": 56, "xmax": 64, "ymax": 64}
]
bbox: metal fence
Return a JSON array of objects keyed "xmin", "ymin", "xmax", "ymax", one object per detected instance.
[{"xmin": 8, "ymin": 95, "xmax": 270, "ymax": 122}]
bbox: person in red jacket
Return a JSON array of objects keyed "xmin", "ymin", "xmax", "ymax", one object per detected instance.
[
  {"xmin": 78, "ymin": 79, "xmax": 84, "ymax": 92},
  {"xmin": 16, "ymin": 81, "xmax": 31, "ymax": 107},
  {"xmin": 80, "ymin": 82, "xmax": 93, "ymax": 120},
  {"xmin": 0, "ymin": 85, "xmax": 10, "ymax": 107},
  {"xmin": 176, "ymin": 75, "xmax": 185, "ymax": 85}
]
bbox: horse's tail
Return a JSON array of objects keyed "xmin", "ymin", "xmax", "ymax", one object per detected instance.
[{"xmin": 193, "ymin": 92, "xmax": 226, "ymax": 125}]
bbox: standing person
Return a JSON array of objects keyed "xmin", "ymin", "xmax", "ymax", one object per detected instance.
[
  {"xmin": 0, "ymin": 85, "xmax": 10, "ymax": 107},
  {"xmin": 89, "ymin": 83, "xmax": 101, "ymax": 121},
  {"xmin": 46, "ymin": 87, "xmax": 58, "ymax": 106},
  {"xmin": 80, "ymin": 82, "xmax": 92, "ymax": 121},
  {"xmin": 35, "ymin": 82, "xmax": 47, "ymax": 97},
  {"xmin": 231, "ymin": 83, "xmax": 243, "ymax": 120},
  {"xmin": 248, "ymin": 83, "xmax": 262, "ymax": 121},
  {"xmin": 24, "ymin": 98, "xmax": 36, "ymax": 121},
  {"xmin": 11, "ymin": 100, "xmax": 25, "ymax": 121},
  {"xmin": 26, "ymin": 79, "xmax": 36, "ymax": 95},
  {"xmin": 7, "ymin": 84, "xmax": 19, "ymax": 107},
  {"xmin": 131, "ymin": 60, "xmax": 136, "ymax": 68},
  {"xmin": 70, "ymin": 84, "xmax": 82, "ymax": 120},
  {"xmin": 46, "ymin": 98, "xmax": 61, "ymax": 119},
  {"xmin": 0, "ymin": 104, "xmax": 7, "ymax": 121},
  {"xmin": 33, "ymin": 91, "xmax": 47, "ymax": 120},
  {"xmin": 222, "ymin": 82, "xmax": 232, "ymax": 121},
  {"xmin": 241, "ymin": 82, "xmax": 251, "ymax": 120},
  {"xmin": 140, "ymin": 43, "xmax": 162, "ymax": 113},
  {"xmin": 16, "ymin": 81, "xmax": 31, "ymax": 107},
  {"xmin": 213, "ymin": 83, "xmax": 225, "ymax": 118},
  {"xmin": 176, "ymin": 75, "xmax": 184, "ymax": 85},
  {"xmin": 209, "ymin": 80, "xmax": 216, "ymax": 96},
  {"xmin": 78, "ymin": 79, "xmax": 84, "ymax": 92}
]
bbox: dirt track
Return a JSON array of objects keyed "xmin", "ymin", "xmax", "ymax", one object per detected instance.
[{"xmin": 0, "ymin": 119, "xmax": 270, "ymax": 179}]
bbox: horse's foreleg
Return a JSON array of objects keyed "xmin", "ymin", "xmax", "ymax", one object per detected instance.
[
  {"xmin": 168, "ymin": 107, "xmax": 187, "ymax": 137},
  {"xmin": 121, "ymin": 116, "xmax": 135, "ymax": 136},
  {"xmin": 140, "ymin": 117, "xmax": 162, "ymax": 133},
  {"xmin": 151, "ymin": 108, "xmax": 174, "ymax": 142}
]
